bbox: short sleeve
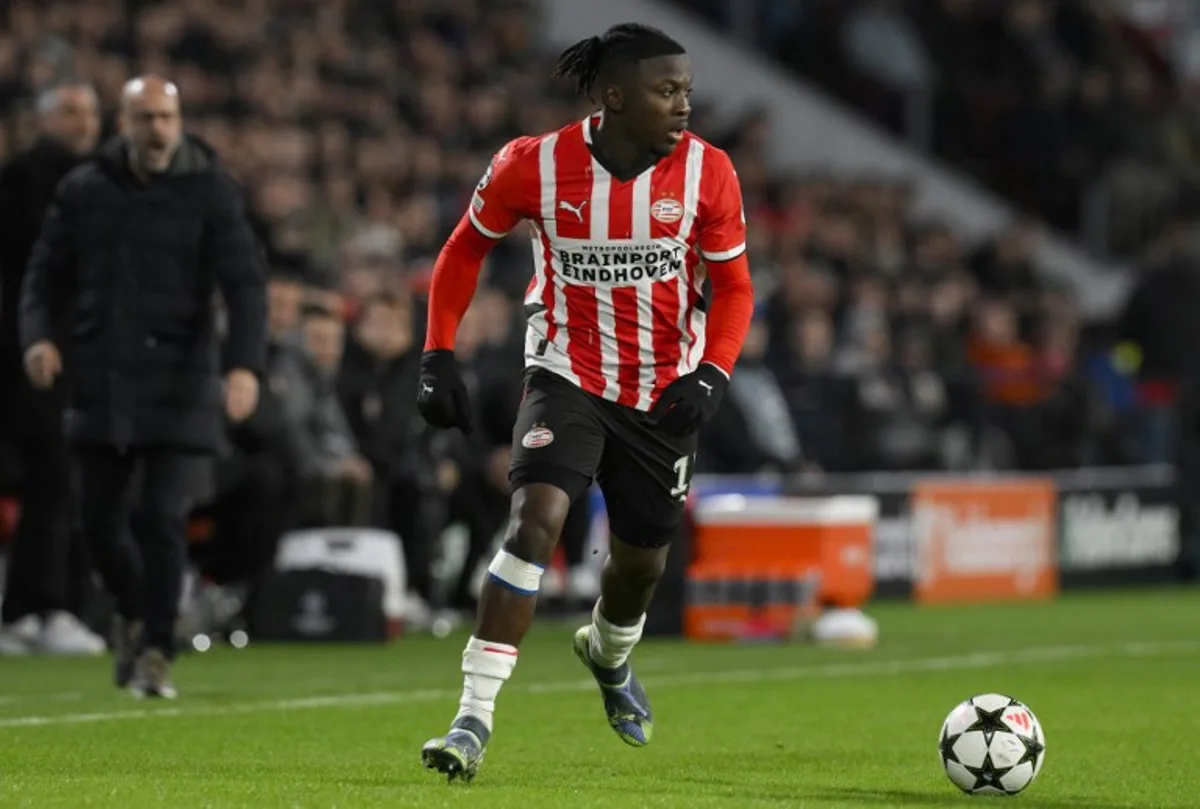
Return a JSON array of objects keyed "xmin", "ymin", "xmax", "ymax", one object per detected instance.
[
  {"xmin": 697, "ymin": 148, "xmax": 747, "ymax": 263},
  {"xmin": 468, "ymin": 138, "xmax": 537, "ymax": 239}
]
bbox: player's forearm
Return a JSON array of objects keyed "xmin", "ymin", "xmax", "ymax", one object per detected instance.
[
  {"xmin": 701, "ymin": 254, "xmax": 754, "ymax": 377},
  {"xmin": 423, "ymin": 215, "xmax": 496, "ymax": 352}
]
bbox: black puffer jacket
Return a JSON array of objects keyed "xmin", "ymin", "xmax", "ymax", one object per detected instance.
[
  {"xmin": 0, "ymin": 135, "xmax": 86, "ymax": 370},
  {"xmin": 19, "ymin": 134, "xmax": 267, "ymax": 452}
]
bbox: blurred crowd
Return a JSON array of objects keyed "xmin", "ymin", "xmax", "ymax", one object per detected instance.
[
  {"xmin": 0, "ymin": 0, "xmax": 1170, "ymax": 624},
  {"xmin": 680, "ymin": 0, "xmax": 1200, "ymax": 260}
]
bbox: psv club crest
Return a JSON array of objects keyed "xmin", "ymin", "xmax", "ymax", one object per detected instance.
[
  {"xmin": 651, "ymin": 197, "xmax": 683, "ymax": 224},
  {"xmin": 521, "ymin": 424, "xmax": 555, "ymax": 449}
]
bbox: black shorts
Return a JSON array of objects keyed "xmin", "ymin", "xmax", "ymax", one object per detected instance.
[{"xmin": 509, "ymin": 368, "xmax": 698, "ymax": 548}]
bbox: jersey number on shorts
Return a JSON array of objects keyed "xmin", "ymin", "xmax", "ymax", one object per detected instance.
[{"xmin": 670, "ymin": 454, "xmax": 696, "ymax": 501}]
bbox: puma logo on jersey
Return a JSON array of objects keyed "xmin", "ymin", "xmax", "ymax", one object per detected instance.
[{"xmin": 559, "ymin": 199, "xmax": 587, "ymax": 222}]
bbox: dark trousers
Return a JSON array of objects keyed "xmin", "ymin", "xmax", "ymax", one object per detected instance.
[
  {"xmin": 1, "ymin": 367, "xmax": 91, "ymax": 623},
  {"xmin": 379, "ymin": 474, "xmax": 444, "ymax": 604},
  {"xmin": 74, "ymin": 444, "xmax": 200, "ymax": 658},
  {"xmin": 195, "ymin": 447, "xmax": 294, "ymax": 590}
]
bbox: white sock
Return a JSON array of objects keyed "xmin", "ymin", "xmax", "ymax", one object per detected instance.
[
  {"xmin": 587, "ymin": 601, "xmax": 645, "ymax": 669},
  {"xmin": 456, "ymin": 636, "xmax": 518, "ymax": 733}
]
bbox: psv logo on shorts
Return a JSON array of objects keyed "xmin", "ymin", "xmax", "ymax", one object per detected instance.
[
  {"xmin": 650, "ymin": 197, "xmax": 684, "ymax": 224},
  {"xmin": 521, "ymin": 425, "xmax": 555, "ymax": 449}
]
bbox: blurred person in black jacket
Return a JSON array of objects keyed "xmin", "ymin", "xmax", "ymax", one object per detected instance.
[
  {"xmin": 19, "ymin": 77, "xmax": 267, "ymax": 697},
  {"xmin": 700, "ymin": 314, "xmax": 806, "ymax": 475},
  {"xmin": 339, "ymin": 291, "xmax": 445, "ymax": 612},
  {"xmin": 184, "ymin": 266, "xmax": 311, "ymax": 619},
  {"xmin": 844, "ymin": 327, "xmax": 958, "ymax": 471},
  {"xmin": 776, "ymin": 311, "xmax": 849, "ymax": 471},
  {"xmin": 1118, "ymin": 213, "xmax": 1200, "ymax": 464},
  {"xmin": 276, "ymin": 304, "xmax": 373, "ymax": 527},
  {"xmin": 0, "ymin": 79, "xmax": 104, "ymax": 656},
  {"xmin": 192, "ymin": 332, "xmax": 297, "ymax": 611}
]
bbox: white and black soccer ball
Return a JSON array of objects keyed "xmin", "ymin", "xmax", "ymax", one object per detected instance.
[{"xmin": 938, "ymin": 694, "xmax": 1046, "ymax": 796}]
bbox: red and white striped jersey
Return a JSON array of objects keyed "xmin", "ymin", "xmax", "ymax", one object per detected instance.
[{"xmin": 467, "ymin": 114, "xmax": 747, "ymax": 412}]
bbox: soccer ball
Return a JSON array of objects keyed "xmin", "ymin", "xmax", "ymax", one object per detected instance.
[{"xmin": 938, "ymin": 694, "xmax": 1046, "ymax": 796}]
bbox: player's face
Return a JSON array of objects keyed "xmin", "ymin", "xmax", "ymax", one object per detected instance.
[{"xmin": 628, "ymin": 55, "xmax": 692, "ymax": 158}]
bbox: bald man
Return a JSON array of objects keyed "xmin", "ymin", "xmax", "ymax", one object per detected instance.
[
  {"xmin": 0, "ymin": 78, "xmax": 103, "ymax": 657},
  {"xmin": 19, "ymin": 75, "xmax": 268, "ymax": 698}
]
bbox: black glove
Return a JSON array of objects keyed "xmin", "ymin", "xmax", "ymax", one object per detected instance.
[
  {"xmin": 416, "ymin": 350, "xmax": 473, "ymax": 434},
  {"xmin": 649, "ymin": 362, "xmax": 728, "ymax": 438}
]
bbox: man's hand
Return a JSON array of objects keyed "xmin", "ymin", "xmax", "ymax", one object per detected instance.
[
  {"xmin": 23, "ymin": 340, "xmax": 62, "ymax": 390},
  {"xmin": 417, "ymin": 350, "xmax": 472, "ymax": 434},
  {"xmin": 224, "ymin": 368, "xmax": 260, "ymax": 423},
  {"xmin": 649, "ymin": 362, "xmax": 729, "ymax": 438},
  {"xmin": 436, "ymin": 458, "xmax": 461, "ymax": 493}
]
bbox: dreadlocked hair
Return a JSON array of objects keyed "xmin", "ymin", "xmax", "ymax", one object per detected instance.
[{"xmin": 552, "ymin": 23, "xmax": 686, "ymax": 97}]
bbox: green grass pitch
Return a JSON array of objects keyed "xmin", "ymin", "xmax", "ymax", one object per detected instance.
[{"xmin": 1, "ymin": 587, "xmax": 1198, "ymax": 808}]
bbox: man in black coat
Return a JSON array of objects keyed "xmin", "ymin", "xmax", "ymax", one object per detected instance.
[
  {"xmin": 19, "ymin": 76, "xmax": 267, "ymax": 698},
  {"xmin": 0, "ymin": 78, "xmax": 103, "ymax": 657}
]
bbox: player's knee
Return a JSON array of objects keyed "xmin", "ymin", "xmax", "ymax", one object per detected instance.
[
  {"xmin": 501, "ymin": 484, "xmax": 571, "ymax": 567},
  {"xmin": 486, "ymin": 507, "xmax": 563, "ymax": 597},
  {"xmin": 502, "ymin": 512, "xmax": 560, "ymax": 568}
]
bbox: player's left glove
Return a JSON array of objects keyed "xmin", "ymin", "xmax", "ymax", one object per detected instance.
[{"xmin": 649, "ymin": 362, "xmax": 729, "ymax": 438}]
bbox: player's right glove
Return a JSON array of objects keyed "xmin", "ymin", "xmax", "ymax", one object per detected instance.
[{"xmin": 416, "ymin": 350, "xmax": 473, "ymax": 434}]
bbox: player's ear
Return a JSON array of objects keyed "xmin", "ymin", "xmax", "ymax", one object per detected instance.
[{"xmin": 599, "ymin": 82, "xmax": 624, "ymax": 114}]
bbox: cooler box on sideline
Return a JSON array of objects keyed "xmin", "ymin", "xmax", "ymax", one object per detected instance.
[
  {"xmin": 684, "ymin": 495, "xmax": 878, "ymax": 641},
  {"xmin": 268, "ymin": 527, "xmax": 407, "ymax": 639}
]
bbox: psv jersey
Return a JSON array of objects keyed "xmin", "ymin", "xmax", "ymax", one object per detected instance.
[{"xmin": 468, "ymin": 114, "xmax": 748, "ymax": 412}]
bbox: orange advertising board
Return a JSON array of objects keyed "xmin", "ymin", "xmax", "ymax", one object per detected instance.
[{"xmin": 911, "ymin": 479, "xmax": 1058, "ymax": 604}]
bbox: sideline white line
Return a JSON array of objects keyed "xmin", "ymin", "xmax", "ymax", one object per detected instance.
[{"xmin": 1, "ymin": 640, "xmax": 1195, "ymax": 729}]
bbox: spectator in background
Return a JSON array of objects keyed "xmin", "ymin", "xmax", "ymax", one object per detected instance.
[
  {"xmin": 1117, "ymin": 213, "xmax": 1200, "ymax": 464},
  {"xmin": 193, "ymin": 308, "xmax": 297, "ymax": 616},
  {"xmin": 339, "ymin": 292, "xmax": 444, "ymax": 613},
  {"xmin": 968, "ymin": 298, "xmax": 1053, "ymax": 467},
  {"xmin": 19, "ymin": 76, "xmax": 266, "ymax": 697},
  {"xmin": 970, "ymin": 219, "xmax": 1045, "ymax": 314},
  {"xmin": 845, "ymin": 327, "xmax": 957, "ymax": 471},
  {"xmin": 701, "ymin": 314, "xmax": 805, "ymax": 475},
  {"xmin": 277, "ymin": 304, "xmax": 373, "ymax": 527},
  {"xmin": 0, "ymin": 78, "xmax": 104, "ymax": 656},
  {"xmin": 265, "ymin": 270, "xmax": 306, "ymax": 357},
  {"xmin": 777, "ymin": 311, "xmax": 847, "ymax": 472}
]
